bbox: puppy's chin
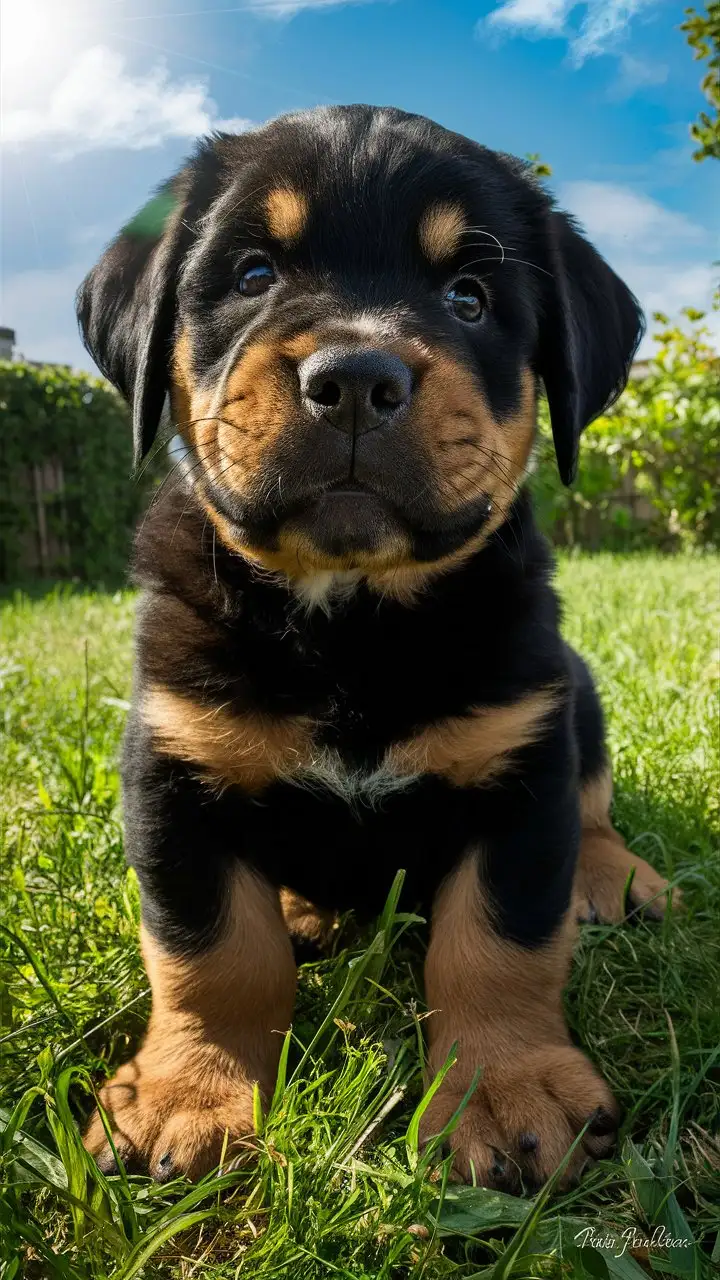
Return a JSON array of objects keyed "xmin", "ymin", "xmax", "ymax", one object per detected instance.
[
  {"xmin": 205, "ymin": 478, "xmax": 496, "ymax": 575},
  {"xmin": 284, "ymin": 489, "xmax": 408, "ymax": 568}
]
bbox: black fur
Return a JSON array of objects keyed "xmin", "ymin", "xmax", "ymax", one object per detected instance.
[
  {"xmin": 77, "ymin": 105, "xmax": 642, "ymax": 961},
  {"xmin": 124, "ymin": 484, "xmax": 597, "ymax": 952}
]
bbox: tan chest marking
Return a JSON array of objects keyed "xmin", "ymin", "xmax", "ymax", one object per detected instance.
[
  {"xmin": 387, "ymin": 686, "xmax": 561, "ymax": 787},
  {"xmin": 143, "ymin": 686, "xmax": 316, "ymax": 793}
]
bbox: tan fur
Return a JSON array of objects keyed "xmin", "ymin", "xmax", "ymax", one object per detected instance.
[
  {"xmin": 172, "ymin": 322, "xmax": 330, "ymax": 578},
  {"xmin": 413, "ymin": 360, "xmax": 535, "ymax": 515},
  {"xmin": 280, "ymin": 888, "xmax": 339, "ymax": 948},
  {"xmin": 574, "ymin": 767, "xmax": 680, "ymax": 923},
  {"xmin": 170, "ymin": 329, "xmax": 212, "ymax": 442},
  {"xmin": 579, "ymin": 765, "xmax": 614, "ymax": 828},
  {"xmin": 170, "ymin": 328, "xmax": 224, "ymax": 501},
  {"xmin": 84, "ymin": 866, "xmax": 297, "ymax": 1179},
  {"xmin": 361, "ymin": 529, "xmax": 491, "ymax": 605},
  {"xmin": 266, "ymin": 188, "xmax": 309, "ymax": 243},
  {"xmin": 421, "ymin": 855, "xmax": 617, "ymax": 1187},
  {"xmin": 388, "ymin": 686, "xmax": 560, "ymax": 786},
  {"xmin": 273, "ymin": 526, "xmax": 412, "ymax": 576},
  {"xmin": 281, "ymin": 331, "xmax": 319, "ymax": 361},
  {"xmin": 143, "ymin": 685, "xmax": 316, "ymax": 792},
  {"xmin": 172, "ymin": 329, "xmax": 301, "ymax": 504},
  {"xmin": 418, "ymin": 201, "xmax": 467, "ymax": 262},
  {"xmin": 215, "ymin": 338, "xmax": 298, "ymax": 483}
]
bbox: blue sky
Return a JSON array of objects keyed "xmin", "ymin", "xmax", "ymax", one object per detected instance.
[{"xmin": 1, "ymin": 0, "xmax": 718, "ymax": 369}]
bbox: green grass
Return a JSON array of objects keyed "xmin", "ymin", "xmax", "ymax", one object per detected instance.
[{"xmin": 1, "ymin": 553, "xmax": 718, "ymax": 1279}]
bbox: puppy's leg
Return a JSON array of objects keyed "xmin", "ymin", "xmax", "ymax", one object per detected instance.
[
  {"xmin": 419, "ymin": 711, "xmax": 620, "ymax": 1194},
  {"xmin": 280, "ymin": 888, "xmax": 339, "ymax": 951},
  {"xmin": 569, "ymin": 652, "xmax": 679, "ymax": 923},
  {"xmin": 85, "ymin": 739, "xmax": 296, "ymax": 1180},
  {"xmin": 85, "ymin": 867, "xmax": 295, "ymax": 1180},
  {"xmin": 421, "ymin": 852, "xmax": 617, "ymax": 1192},
  {"xmin": 574, "ymin": 765, "xmax": 680, "ymax": 923}
]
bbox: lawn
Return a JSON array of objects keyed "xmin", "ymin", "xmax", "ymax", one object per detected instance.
[{"xmin": 1, "ymin": 553, "xmax": 718, "ymax": 1279}]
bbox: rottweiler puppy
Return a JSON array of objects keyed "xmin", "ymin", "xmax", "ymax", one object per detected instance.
[{"xmin": 78, "ymin": 105, "xmax": 676, "ymax": 1191}]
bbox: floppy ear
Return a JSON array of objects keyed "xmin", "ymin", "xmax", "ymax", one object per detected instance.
[
  {"xmin": 76, "ymin": 142, "xmax": 224, "ymax": 466},
  {"xmin": 537, "ymin": 211, "xmax": 645, "ymax": 485}
]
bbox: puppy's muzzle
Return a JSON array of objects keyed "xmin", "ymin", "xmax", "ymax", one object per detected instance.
[{"xmin": 298, "ymin": 346, "xmax": 413, "ymax": 436}]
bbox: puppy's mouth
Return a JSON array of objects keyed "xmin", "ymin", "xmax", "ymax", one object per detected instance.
[
  {"xmin": 206, "ymin": 477, "xmax": 494, "ymax": 569},
  {"xmin": 288, "ymin": 484, "xmax": 400, "ymax": 558}
]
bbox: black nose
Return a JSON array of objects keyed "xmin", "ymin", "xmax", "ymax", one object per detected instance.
[{"xmin": 298, "ymin": 346, "xmax": 413, "ymax": 435}]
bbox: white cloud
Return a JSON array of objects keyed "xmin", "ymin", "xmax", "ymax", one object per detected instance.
[
  {"xmin": 247, "ymin": 0, "xmax": 381, "ymax": 13},
  {"xmin": 609, "ymin": 53, "xmax": 668, "ymax": 99},
  {"xmin": 484, "ymin": 0, "xmax": 656, "ymax": 67},
  {"xmin": 559, "ymin": 182, "xmax": 706, "ymax": 252},
  {"xmin": 622, "ymin": 263, "xmax": 720, "ymax": 355},
  {"xmin": 557, "ymin": 181, "xmax": 717, "ymax": 353},
  {"xmin": 1, "ymin": 46, "xmax": 251, "ymax": 156},
  {"xmin": 569, "ymin": 1, "xmax": 653, "ymax": 64},
  {"xmin": 486, "ymin": 0, "xmax": 570, "ymax": 34},
  {"xmin": 1, "ymin": 262, "xmax": 95, "ymax": 371}
]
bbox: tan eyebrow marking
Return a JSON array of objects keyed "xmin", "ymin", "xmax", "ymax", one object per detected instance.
[
  {"xmin": 265, "ymin": 188, "xmax": 309, "ymax": 243},
  {"xmin": 418, "ymin": 201, "xmax": 467, "ymax": 262}
]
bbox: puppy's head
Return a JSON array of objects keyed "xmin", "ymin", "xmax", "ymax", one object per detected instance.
[{"xmin": 78, "ymin": 106, "xmax": 643, "ymax": 578}]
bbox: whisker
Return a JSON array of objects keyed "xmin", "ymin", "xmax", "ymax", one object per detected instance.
[
  {"xmin": 134, "ymin": 430, "xmax": 176, "ymax": 484},
  {"xmin": 461, "ymin": 227, "xmax": 506, "ymax": 264},
  {"xmin": 137, "ymin": 454, "xmax": 201, "ymax": 537},
  {"xmin": 492, "ymin": 525, "xmax": 520, "ymax": 569},
  {"xmin": 171, "ymin": 411, "xmax": 249, "ymax": 435},
  {"xmin": 461, "ymin": 253, "xmax": 554, "ymax": 280},
  {"xmin": 445, "ymin": 465, "xmax": 518, "ymax": 501},
  {"xmin": 450, "ymin": 438, "xmax": 529, "ymax": 474},
  {"xmin": 462, "ymin": 443, "xmax": 517, "ymax": 482}
]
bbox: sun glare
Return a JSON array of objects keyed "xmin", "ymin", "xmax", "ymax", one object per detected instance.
[{"xmin": 0, "ymin": 0, "xmax": 103, "ymax": 106}]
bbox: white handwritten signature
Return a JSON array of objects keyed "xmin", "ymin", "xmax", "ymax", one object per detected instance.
[{"xmin": 574, "ymin": 1225, "xmax": 692, "ymax": 1258}]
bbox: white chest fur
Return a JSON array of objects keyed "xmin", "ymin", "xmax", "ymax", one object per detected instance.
[{"xmin": 293, "ymin": 746, "xmax": 420, "ymax": 807}]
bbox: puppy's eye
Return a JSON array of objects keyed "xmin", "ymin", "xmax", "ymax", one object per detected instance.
[
  {"xmin": 237, "ymin": 261, "xmax": 276, "ymax": 297},
  {"xmin": 445, "ymin": 278, "xmax": 485, "ymax": 323}
]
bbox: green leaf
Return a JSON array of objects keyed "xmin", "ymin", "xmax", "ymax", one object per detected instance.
[
  {"xmin": 0, "ymin": 1102, "xmax": 68, "ymax": 1189},
  {"xmin": 114, "ymin": 1209, "xmax": 215, "ymax": 1280},
  {"xmin": 435, "ymin": 1185, "xmax": 529, "ymax": 1236},
  {"xmin": 405, "ymin": 1043, "xmax": 458, "ymax": 1165},
  {"xmin": 622, "ymin": 1138, "xmax": 666, "ymax": 1222}
]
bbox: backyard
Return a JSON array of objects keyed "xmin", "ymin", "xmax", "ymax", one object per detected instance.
[{"xmin": 1, "ymin": 552, "xmax": 718, "ymax": 1278}]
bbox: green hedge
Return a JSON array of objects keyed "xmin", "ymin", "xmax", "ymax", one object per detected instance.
[
  {"xmin": 0, "ymin": 362, "xmax": 151, "ymax": 585},
  {"xmin": 532, "ymin": 308, "xmax": 720, "ymax": 549}
]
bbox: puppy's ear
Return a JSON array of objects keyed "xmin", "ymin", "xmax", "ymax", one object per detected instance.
[
  {"xmin": 76, "ymin": 142, "xmax": 224, "ymax": 466},
  {"xmin": 537, "ymin": 211, "xmax": 644, "ymax": 485}
]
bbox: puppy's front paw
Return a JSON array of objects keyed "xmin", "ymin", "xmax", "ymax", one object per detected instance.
[
  {"xmin": 419, "ymin": 1044, "xmax": 618, "ymax": 1193},
  {"xmin": 85, "ymin": 1040, "xmax": 258, "ymax": 1181},
  {"xmin": 575, "ymin": 831, "xmax": 680, "ymax": 924}
]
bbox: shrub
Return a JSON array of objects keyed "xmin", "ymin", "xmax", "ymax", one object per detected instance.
[
  {"xmin": 0, "ymin": 362, "xmax": 151, "ymax": 584},
  {"xmin": 532, "ymin": 307, "xmax": 720, "ymax": 549}
]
